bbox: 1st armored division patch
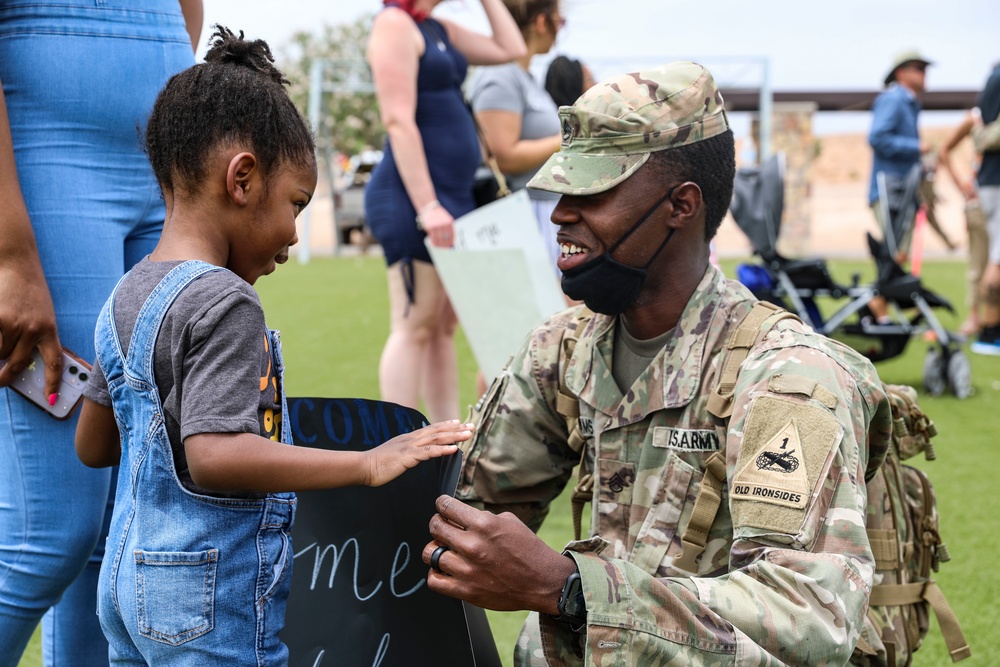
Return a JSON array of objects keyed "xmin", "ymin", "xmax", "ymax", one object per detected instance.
[
  {"xmin": 731, "ymin": 394, "xmax": 843, "ymax": 534},
  {"xmin": 732, "ymin": 420, "xmax": 809, "ymax": 509}
]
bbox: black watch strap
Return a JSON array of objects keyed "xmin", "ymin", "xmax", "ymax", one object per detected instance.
[{"xmin": 552, "ymin": 569, "xmax": 587, "ymax": 629}]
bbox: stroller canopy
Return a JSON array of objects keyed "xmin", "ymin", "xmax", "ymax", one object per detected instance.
[{"xmin": 730, "ymin": 153, "xmax": 785, "ymax": 258}]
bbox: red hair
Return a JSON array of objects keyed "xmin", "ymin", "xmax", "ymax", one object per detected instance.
[{"xmin": 383, "ymin": 0, "xmax": 428, "ymax": 22}]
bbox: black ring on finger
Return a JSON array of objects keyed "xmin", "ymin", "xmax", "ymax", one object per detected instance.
[{"xmin": 430, "ymin": 545, "xmax": 449, "ymax": 572}]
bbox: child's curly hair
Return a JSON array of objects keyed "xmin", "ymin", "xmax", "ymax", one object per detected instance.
[{"xmin": 145, "ymin": 25, "xmax": 315, "ymax": 193}]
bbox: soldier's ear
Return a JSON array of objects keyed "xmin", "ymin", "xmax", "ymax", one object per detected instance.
[{"xmin": 667, "ymin": 182, "xmax": 702, "ymax": 229}]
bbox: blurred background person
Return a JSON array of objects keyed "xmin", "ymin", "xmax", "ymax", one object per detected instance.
[
  {"xmin": 0, "ymin": 1, "xmax": 201, "ymax": 665},
  {"xmin": 866, "ymin": 49, "xmax": 932, "ymax": 322},
  {"xmin": 544, "ymin": 53, "xmax": 594, "ymax": 108},
  {"xmin": 938, "ymin": 60, "xmax": 1000, "ymax": 353},
  {"xmin": 869, "ymin": 49, "xmax": 933, "ymax": 260},
  {"xmin": 469, "ymin": 0, "xmax": 564, "ymax": 271},
  {"xmin": 364, "ymin": 0, "xmax": 525, "ymax": 421}
]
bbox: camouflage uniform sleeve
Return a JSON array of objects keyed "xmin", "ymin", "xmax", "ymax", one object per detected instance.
[
  {"xmin": 536, "ymin": 329, "xmax": 892, "ymax": 667},
  {"xmin": 455, "ymin": 316, "xmax": 580, "ymax": 532}
]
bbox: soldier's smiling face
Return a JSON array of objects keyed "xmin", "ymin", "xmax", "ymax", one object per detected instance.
[{"xmin": 551, "ymin": 163, "xmax": 676, "ymax": 275}]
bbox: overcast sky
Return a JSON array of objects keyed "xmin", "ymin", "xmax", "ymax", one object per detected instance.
[{"xmin": 198, "ymin": 0, "xmax": 1000, "ymax": 135}]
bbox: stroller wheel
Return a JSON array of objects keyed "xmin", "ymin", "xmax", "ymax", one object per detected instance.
[
  {"xmin": 946, "ymin": 349, "xmax": 973, "ymax": 399},
  {"xmin": 923, "ymin": 347, "xmax": 947, "ymax": 397}
]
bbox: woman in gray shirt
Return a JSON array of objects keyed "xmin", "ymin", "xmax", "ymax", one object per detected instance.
[{"xmin": 470, "ymin": 0, "xmax": 564, "ymax": 271}]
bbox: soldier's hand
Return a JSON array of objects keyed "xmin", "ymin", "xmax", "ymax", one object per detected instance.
[{"xmin": 423, "ymin": 495, "xmax": 577, "ymax": 614}]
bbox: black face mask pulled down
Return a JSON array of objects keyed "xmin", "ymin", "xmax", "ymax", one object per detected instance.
[{"xmin": 560, "ymin": 186, "xmax": 678, "ymax": 315}]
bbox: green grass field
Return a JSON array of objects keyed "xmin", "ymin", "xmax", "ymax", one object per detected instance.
[{"xmin": 18, "ymin": 256, "xmax": 999, "ymax": 666}]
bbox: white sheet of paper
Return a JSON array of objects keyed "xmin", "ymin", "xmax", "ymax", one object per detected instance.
[{"xmin": 427, "ymin": 191, "xmax": 567, "ymax": 381}]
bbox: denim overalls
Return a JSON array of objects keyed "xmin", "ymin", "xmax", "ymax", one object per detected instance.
[{"xmin": 94, "ymin": 261, "xmax": 296, "ymax": 666}]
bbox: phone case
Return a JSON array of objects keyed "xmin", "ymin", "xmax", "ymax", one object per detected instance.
[{"xmin": 0, "ymin": 347, "xmax": 92, "ymax": 420}]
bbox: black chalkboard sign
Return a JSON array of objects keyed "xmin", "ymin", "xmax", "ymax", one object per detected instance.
[{"xmin": 282, "ymin": 397, "xmax": 501, "ymax": 667}]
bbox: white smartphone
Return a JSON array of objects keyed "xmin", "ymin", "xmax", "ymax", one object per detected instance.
[{"xmin": 0, "ymin": 346, "xmax": 92, "ymax": 420}]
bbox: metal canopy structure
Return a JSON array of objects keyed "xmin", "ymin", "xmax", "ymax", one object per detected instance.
[{"xmin": 720, "ymin": 89, "xmax": 978, "ymax": 112}]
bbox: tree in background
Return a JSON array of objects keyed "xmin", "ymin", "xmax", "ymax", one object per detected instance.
[{"xmin": 280, "ymin": 15, "xmax": 384, "ymax": 158}]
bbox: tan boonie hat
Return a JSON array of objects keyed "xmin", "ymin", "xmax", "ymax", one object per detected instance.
[
  {"xmin": 526, "ymin": 61, "xmax": 730, "ymax": 196},
  {"xmin": 884, "ymin": 49, "xmax": 933, "ymax": 87}
]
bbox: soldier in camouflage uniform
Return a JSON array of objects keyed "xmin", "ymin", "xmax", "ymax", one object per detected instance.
[{"xmin": 422, "ymin": 61, "xmax": 894, "ymax": 666}]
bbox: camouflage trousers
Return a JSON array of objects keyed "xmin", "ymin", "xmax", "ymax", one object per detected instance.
[{"xmin": 514, "ymin": 613, "xmax": 546, "ymax": 667}]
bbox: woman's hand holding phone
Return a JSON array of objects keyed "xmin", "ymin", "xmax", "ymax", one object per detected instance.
[{"xmin": 0, "ymin": 346, "xmax": 90, "ymax": 419}]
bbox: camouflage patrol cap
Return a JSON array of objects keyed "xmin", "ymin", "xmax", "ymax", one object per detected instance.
[{"xmin": 526, "ymin": 61, "xmax": 730, "ymax": 196}]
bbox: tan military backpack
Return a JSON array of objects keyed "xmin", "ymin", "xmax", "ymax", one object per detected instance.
[{"xmin": 556, "ymin": 301, "xmax": 969, "ymax": 667}]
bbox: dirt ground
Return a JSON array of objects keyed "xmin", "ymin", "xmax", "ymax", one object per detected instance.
[{"xmin": 294, "ymin": 129, "xmax": 980, "ymax": 263}]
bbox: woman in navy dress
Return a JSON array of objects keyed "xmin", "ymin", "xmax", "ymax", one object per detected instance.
[{"xmin": 365, "ymin": 0, "xmax": 524, "ymax": 421}]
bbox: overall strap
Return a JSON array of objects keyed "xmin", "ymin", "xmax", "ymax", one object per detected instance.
[
  {"xmin": 94, "ymin": 274, "xmax": 132, "ymax": 383},
  {"xmin": 125, "ymin": 261, "xmax": 223, "ymax": 384},
  {"xmin": 675, "ymin": 301, "xmax": 799, "ymax": 570}
]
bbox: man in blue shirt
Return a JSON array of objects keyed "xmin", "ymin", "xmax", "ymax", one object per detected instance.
[
  {"xmin": 939, "ymin": 61, "xmax": 1000, "ymax": 354},
  {"xmin": 867, "ymin": 50, "xmax": 932, "ymax": 320}
]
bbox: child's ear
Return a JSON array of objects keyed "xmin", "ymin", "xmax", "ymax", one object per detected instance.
[{"xmin": 226, "ymin": 152, "xmax": 258, "ymax": 206}]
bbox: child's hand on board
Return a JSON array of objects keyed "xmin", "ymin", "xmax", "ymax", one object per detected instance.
[{"xmin": 364, "ymin": 420, "xmax": 474, "ymax": 487}]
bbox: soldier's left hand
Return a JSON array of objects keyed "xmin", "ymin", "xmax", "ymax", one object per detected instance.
[{"xmin": 423, "ymin": 495, "xmax": 577, "ymax": 614}]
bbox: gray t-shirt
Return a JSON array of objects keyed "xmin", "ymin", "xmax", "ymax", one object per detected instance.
[
  {"xmin": 85, "ymin": 258, "xmax": 281, "ymax": 496},
  {"xmin": 470, "ymin": 62, "xmax": 561, "ymax": 200},
  {"xmin": 612, "ymin": 321, "xmax": 674, "ymax": 393}
]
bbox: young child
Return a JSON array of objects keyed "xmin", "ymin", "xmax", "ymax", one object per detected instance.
[{"xmin": 73, "ymin": 26, "xmax": 474, "ymax": 665}]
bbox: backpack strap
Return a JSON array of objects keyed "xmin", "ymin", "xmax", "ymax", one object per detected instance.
[
  {"xmin": 675, "ymin": 301, "xmax": 800, "ymax": 570},
  {"xmin": 672, "ymin": 451, "xmax": 727, "ymax": 572},
  {"xmin": 552, "ymin": 309, "xmax": 594, "ymax": 542},
  {"xmin": 868, "ymin": 581, "xmax": 970, "ymax": 661},
  {"xmin": 707, "ymin": 301, "xmax": 800, "ymax": 420}
]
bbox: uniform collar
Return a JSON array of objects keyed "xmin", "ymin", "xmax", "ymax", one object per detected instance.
[{"xmin": 564, "ymin": 264, "xmax": 726, "ymax": 422}]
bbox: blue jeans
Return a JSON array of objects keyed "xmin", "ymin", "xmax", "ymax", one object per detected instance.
[{"xmin": 0, "ymin": 2, "xmax": 193, "ymax": 665}]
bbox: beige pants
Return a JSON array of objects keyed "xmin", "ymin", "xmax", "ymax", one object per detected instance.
[{"xmin": 966, "ymin": 200, "xmax": 989, "ymax": 310}]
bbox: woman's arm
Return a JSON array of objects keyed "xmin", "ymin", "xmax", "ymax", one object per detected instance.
[
  {"xmin": 0, "ymin": 83, "xmax": 63, "ymax": 398},
  {"xmin": 179, "ymin": 0, "xmax": 203, "ymax": 52},
  {"xmin": 367, "ymin": 8, "xmax": 454, "ymax": 247},
  {"xmin": 76, "ymin": 399, "xmax": 122, "ymax": 468},
  {"xmin": 441, "ymin": 0, "xmax": 526, "ymax": 66},
  {"xmin": 938, "ymin": 111, "xmax": 977, "ymax": 200},
  {"xmin": 476, "ymin": 109, "xmax": 561, "ymax": 174}
]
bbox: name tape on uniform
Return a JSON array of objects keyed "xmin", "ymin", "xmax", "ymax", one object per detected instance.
[{"xmin": 652, "ymin": 427, "xmax": 721, "ymax": 451}]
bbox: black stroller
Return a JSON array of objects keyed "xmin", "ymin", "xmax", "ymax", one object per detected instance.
[{"xmin": 729, "ymin": 153, "xmax": 972, "ymax": 398}]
